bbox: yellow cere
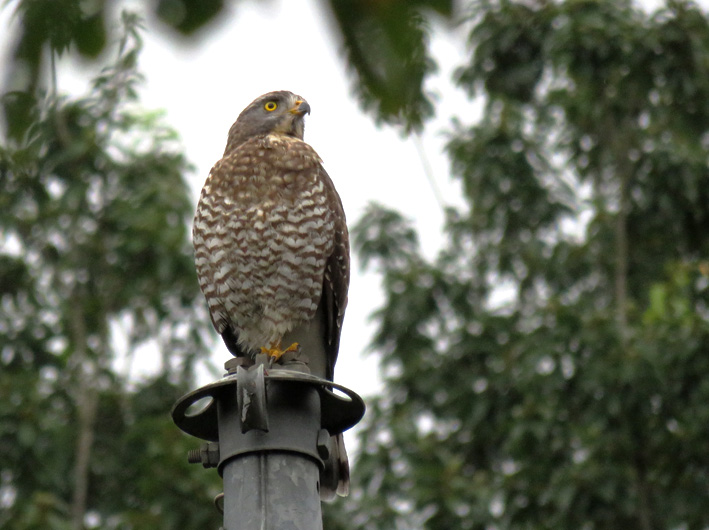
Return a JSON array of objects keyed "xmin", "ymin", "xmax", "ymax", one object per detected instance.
[{"xmin": 264, "ymin": 101, "xmax": 278, "ymax": 111}]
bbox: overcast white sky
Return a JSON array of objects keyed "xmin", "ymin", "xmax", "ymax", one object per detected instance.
[
  {"xmin": 3, "ymin": 0, "xmax": 706, "ymax": 454},
  {"xmin": 0, "ymin": 0, "xmax": 476, "ymax": 453},
  {"xmin": 119, "ymin": 0, "xmax": 474, "ymax": 400}
]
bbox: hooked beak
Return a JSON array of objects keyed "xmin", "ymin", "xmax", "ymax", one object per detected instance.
[{"xmin": 290, "ymin": 99, "xmax": 311, "ymax": 116}]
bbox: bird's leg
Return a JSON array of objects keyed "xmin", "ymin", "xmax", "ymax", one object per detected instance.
[{"xmin": 260, "ymin": 341, "xmax": 300, "ymax": 361}]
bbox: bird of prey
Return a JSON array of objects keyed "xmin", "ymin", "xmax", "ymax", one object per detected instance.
[{"xmin": 192, "ymin": 90, "xmax": 350, "ymax": 499}]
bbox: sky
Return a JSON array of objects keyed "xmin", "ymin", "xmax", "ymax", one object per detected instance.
[
  {"xmin": 0, "ymin": 0, "xmax": 475, "ymax": 454},
  {"xmin": 114, "ymin": 0, "xmax": 475, "ymax": 401},
  {"xmin": 4, "ymin": 0, "xmax": 704, "ymax": 457}
]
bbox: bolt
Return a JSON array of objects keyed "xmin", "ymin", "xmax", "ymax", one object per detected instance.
[
  {"xmin": 317, "ymin": 429, "xmax": 330, "ymax": 460},
  {"xmin": 187, "ymin": 448, "xmax": 201, "ymax": 464},
  {"xmin": 187, "ymin": 442, "xmax": 220, "ymax": 468}
]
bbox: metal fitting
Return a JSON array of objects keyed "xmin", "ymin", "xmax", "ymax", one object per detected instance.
[{"xmin": 187, "ymin": 441, "xmax": 220, "ymax": 468}]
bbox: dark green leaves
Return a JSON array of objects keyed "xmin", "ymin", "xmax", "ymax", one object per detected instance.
[
  {"xmin": 326, "ymin": 0, "xmax": 454, "ymax": 131},
  {"xmin": 458, "ymin": 2, "xmax": 550, "ymax": 103},
  {"xmin": 1, "ymin": 0, "xmax": 227, "ymax": 140},
  {"xmin": 0, "ymin": 13, "xmax": 217, "ymax": 529},
  {"xmin": 343, "ymin": 1, "xmax": 709, "ymax": 529},
  {"xmin": 155, "ymin": 0, "xmax": 224, "ymax": 34}
]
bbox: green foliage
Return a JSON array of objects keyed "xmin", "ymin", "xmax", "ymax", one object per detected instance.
[
  {"xmin": 155, "ymin": 0, "xmax": 225, "ymax": 35},
  {"xmin": 341, "ymin": 1, "xmax": 709, "ymax": 528},
  {"xmin": 0, "ymin": 12, "xmax": 207, "ymax": 377},
  {"xmin": 2, "ymin": 0, "xmax": 454, "ymax": 135},
  {"xmin": 5, "ymin": 0, "xmax": 709, "ymax": 528},
  {"xmin": 325, "ymin": 0, "xmax": 454, "ymax": 132},
  {"xmin": 0, "ymin": 13, "xmax": 218, "ymax": 530},
  {"xmin": 1, "ymin": 0, "xmax": 228, "ymax": 140}
]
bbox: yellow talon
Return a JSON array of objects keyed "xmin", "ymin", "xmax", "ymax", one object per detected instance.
[{"xmin": 260, "ymin": 342, "xmax": 299, "ymax": 360}]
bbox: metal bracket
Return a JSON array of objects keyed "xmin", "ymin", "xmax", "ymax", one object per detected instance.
[
  {"xmin": 172, "ymin": 368, "xmax": 364, "ymax": 443},
  {"xmin": 172, "ymin": 364, "xmax": 365, "ymax": 529},
  {"xmin": 236, "ymin": 363, "xmax": 268, "ymax": 432}
]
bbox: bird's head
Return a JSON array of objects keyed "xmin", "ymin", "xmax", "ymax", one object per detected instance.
[{"xmin": 225, "ymin": 91, "xmax": 310, "ymax": 153}]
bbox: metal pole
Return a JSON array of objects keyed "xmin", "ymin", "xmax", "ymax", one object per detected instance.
[
  {"xmin": 223, "ymin": 453, "xmax": 322, "ymax": 530},
  {"xmin": 172, "ymin": 358, "xmax": 365, "ymax": 530},
  {"xmin": 219, "ymin": 367, "xmax": 324, "ymax": 529}
]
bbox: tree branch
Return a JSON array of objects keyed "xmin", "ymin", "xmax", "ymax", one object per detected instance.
[
  {"xmin": 69, "ymin": 289, "xmax": 99, "ymax": 530},
  {"xmin": 615, "ymin": 168, "xmax": 629, "ymax": 345}
]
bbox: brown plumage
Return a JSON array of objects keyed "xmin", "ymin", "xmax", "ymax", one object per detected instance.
[{"xmin": 192, "ymin": 90, "xmax": 350, "ymax": 499}]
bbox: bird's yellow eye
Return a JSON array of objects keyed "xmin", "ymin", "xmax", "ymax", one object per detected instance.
[{"xmin": 264, "ymin": 101, "xmax": 278, "ymax": 112}]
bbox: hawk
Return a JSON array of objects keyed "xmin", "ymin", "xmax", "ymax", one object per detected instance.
[{"xmin": 193, "ymin": 90, "xmax": 350, "ymax": 499}]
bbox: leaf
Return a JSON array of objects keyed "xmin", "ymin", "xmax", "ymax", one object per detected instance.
[{"xmin": 155, "ymin": 0, "xmax": 224, "ymax": 34}]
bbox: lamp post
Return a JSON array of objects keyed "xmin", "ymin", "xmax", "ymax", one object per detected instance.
[{"xmin": 172, "ymin": 354, "xmax": 365, "ymax": 529}]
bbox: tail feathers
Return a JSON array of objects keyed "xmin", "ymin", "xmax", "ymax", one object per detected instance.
[
  {"xmin": 221, "ymin": 327, "xmax": 250, "ymax": 357},
  {"xmin": 320, "ymin": 433, "xmax": 349, "ymax": 501},
  {"xmin": 335, "ymin": 433, "xmax": 350, "ymax": 497}
]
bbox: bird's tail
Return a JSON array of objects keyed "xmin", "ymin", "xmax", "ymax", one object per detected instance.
[{"xmin": 320, "ymin": 433, "xmax": 349, "ymax": 501}]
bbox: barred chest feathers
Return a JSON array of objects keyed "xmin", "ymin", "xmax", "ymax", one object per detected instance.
[{"xmin": 193, "ymin": 134, "xmax": 336, "ymax": 351}]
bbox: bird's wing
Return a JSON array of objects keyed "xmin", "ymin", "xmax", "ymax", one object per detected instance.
[{"xmin": 319, "ymin": 165, "xmax": 350, "ymax": 381}]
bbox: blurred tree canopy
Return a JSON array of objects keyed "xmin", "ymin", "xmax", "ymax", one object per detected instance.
[
  {"xmin": 1, "ymin": 10, "xmax": 220, "ymax": 530},
  {"xmin": 339, "ymin": 1, "xmax": 709, "ymax": 529},
  {"xmin": 2, "ymin": 1, "xmax": 454, "ymax": 529},
  {"xmin": 2, "ymin": 0, "xmax": 453, "ymax": 139},
  {"xmin": 3, "ymin": 0, "xmax": 709, "ymax": 529}
]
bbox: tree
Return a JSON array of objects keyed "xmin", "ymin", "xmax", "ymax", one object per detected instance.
[
  {"xmin": 0, "ymin": 13, "xmax": 221, "ymax": 530},
  {"xmin": 1, "ymin": 0, "xmax": 458, "ymax": 527},
  {"xmin": 2, "ymin": 0, "xmax": 454, "ymax": 140},
  {"xmin": 2, "ymin": 0, "xmax": 228, "ymax": 141},
  {"xmin": 336, "ymin": 1, "xmax": 709, "ymax": 528},
  {"xmin": 7, "ymin": 0, "xmax": 709, "ymax": 529}
]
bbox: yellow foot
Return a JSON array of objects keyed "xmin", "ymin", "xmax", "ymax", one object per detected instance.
[{"xmin": 260, "ymin": 342, "xmax": 299, "ymax": 361}]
